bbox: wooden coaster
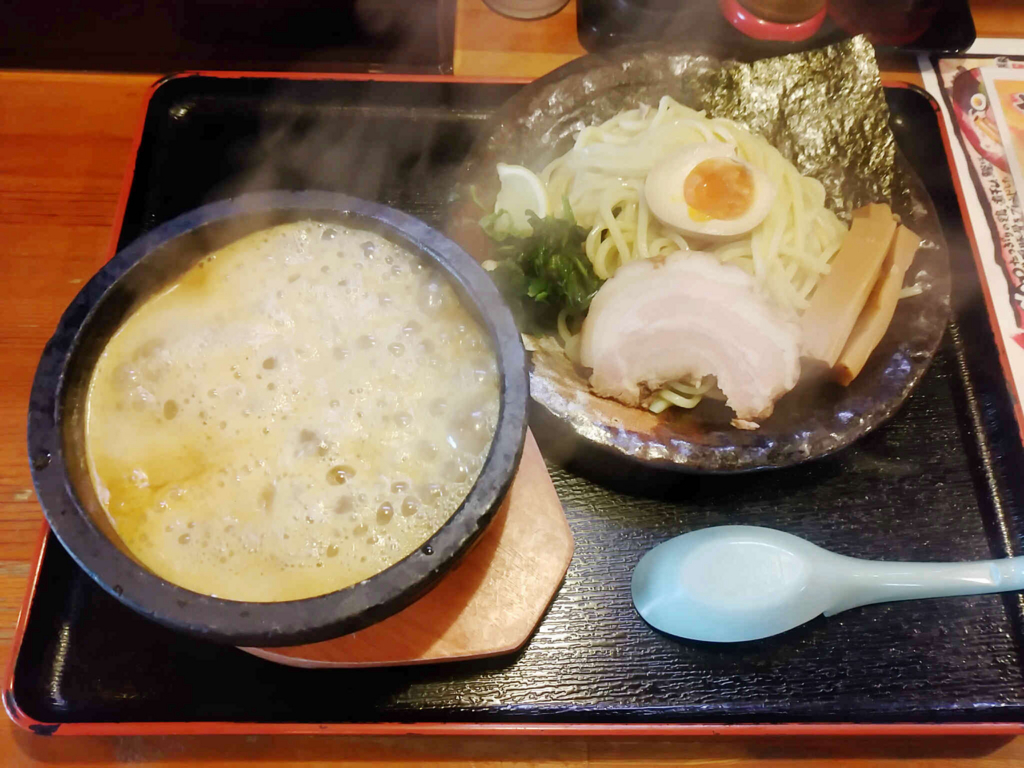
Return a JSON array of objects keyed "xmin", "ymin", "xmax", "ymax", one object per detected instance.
[{"xmin": 240, "ymin": 431, "xmax": 573, "ymax": 668}]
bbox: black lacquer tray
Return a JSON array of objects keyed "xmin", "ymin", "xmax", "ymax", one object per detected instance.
[{"xmin": 6, "ymin": 74, "xmax": 1024, "ymax": 736}]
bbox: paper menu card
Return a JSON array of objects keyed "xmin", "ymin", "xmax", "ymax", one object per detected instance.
[{"xmin": 923, "ymin": 41, "xmax": 1024, "ymax": 442}]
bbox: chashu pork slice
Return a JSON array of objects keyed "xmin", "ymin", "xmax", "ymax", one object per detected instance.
[{"xmin": 579, "ymin": 251, "xmax": 801, "ymax": 425}]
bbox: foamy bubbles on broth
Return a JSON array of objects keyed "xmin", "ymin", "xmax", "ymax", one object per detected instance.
[{"xmin": 85, "ymin": 221, "xmax": 500, "ymax": 602}]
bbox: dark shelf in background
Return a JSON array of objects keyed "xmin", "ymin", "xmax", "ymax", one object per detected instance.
[
  {"xmin": 0, "ymin": 0, "xmax": 454, "ymax": 74},
  {"xmin": 576, "ymin": 0, "xmax": 976, "ymax": 59}
]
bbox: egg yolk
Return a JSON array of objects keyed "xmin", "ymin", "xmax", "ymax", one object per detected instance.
[{"xmin": 683, "ymin": 158, "xmax": 755, "ymax": 222}]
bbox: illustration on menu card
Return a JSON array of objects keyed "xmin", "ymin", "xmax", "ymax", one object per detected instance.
[{"xmin": 939, "ymin": 56, "xmax": 1024, "ymax": 347}]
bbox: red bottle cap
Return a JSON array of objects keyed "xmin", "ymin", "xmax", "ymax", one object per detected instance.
[{"xmin": 719, "ymin": 0, "xmax": 827, "ymax": 42}]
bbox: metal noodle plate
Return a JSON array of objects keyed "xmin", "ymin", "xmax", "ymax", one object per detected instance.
[{"xmin": 452, "ymin": 39, "xmax": 951, "ymax": 471}]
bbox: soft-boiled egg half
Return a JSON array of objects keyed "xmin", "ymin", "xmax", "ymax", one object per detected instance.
[{"xmin": 644, "ymin": 144, "xmax": 775, "ymax": 239}]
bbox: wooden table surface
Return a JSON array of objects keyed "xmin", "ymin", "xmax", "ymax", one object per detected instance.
[{"xmin": 3, "ymin": 0, "xmax": 1024, "ymax": 764}]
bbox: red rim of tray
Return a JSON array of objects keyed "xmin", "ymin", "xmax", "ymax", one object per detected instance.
[{"xmin": 5, "ymin": 71, "xmax": 1020, "ymax": 738}]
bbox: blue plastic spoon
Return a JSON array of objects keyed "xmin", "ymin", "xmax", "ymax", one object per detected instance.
[{"xmin": 632, "ymin": 525, "xmax": 1024, "ymax": 643}]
